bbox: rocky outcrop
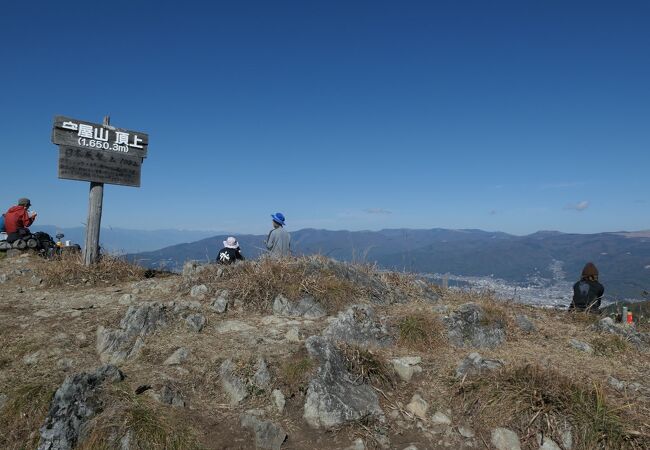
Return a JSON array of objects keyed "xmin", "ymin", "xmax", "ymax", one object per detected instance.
[
  {"xmin": 455, "ymin": 352, "xmax": 504, "ymax": 378},
  {"xmin": 240, "ymin": 410, "xmax": 287, "ymax": 450},
  {"xmin": 592, "ymin": 318, "xmax": 650, "ymax": 350},
  {"xmin": 220, "ymin": 359, "xmax": 249, "ymax": 405},
  {"xmin": 444, "ymin": 303, "xmax": 506, "ymax": 348},
  {"xmin": 390, "ymin": 356, "xmax": 422, "ymax": 382},
  {"xmin": 491, "ymin": 427, "xmax": 521, "ymax": 450},
  {"xmin": 37, "ymin": 365, "xmax": 125, "ymax": 450},
  {"xmin": 303, "ymin": 336, "xmax": 383, "ymax": 428},
  {"xmin": 272, "ymin": 295, "xmax": 326, "ymax": 319},
  {"xmin": 96, "ymin": 302, "xmax": 169, "ymax": 364},
  {"xmin": 323, "ymin": 305, "xmax": 394, "ymax": 348}
]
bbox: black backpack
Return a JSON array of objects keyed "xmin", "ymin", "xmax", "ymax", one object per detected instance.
[{"xmin": 32, "ymin": 232, "xmax": 56, "ymax": 251}]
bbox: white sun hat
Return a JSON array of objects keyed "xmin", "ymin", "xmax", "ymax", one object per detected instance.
[{"xmin": 223, "ymin": 237, "xmax": 239, "ymax": 249}]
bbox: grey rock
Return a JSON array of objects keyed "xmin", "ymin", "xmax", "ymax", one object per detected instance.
[
  {"xmin": 0, "ymin": 393, "xmax": 7, "ymax": 412},
  {"xmin": 57, "ymin": 358, "xmax": 74, "ymax": 371},
  {"xmin": 412, "ymin": 278, "xmax": 440, "ymax": 303},
  {"xmin": 323, "ymin": 304, "xmax": 394, "ymax": 348},
  {"xmin": 185, "ymin": 314, "xmax": 206, "ymax": 332},
  {"xmin": 96, "ymin": 302, "xmax": 169, "ymax": 364},
  {"xmin": 537, "ymin": 435, "xmax": 562, "ymax": 450},
  {"xmin": 37, "ymin": 365, "xmax": 124, "ymax": 450},
  {"xmin": 402, "ymin": 446, "xmax": 419, "ymax": 450},
  {"xmin": 164, "ymin": 347, "xmax": 190, "ymax": 366},
  {"xmin": 346, "ymin": 438, "xmax": 366, "ymax": 450},
  {"xmin": 592, "ymin": 317, "xmax": 650, "ymax": 350},
  {"xmin": 118, "ymin": 294, "xmax": 134, "ymax": 305},
  {"xmin": 569, "ymin": 339, "xmax": 594, "ymax": 354},
  {"xmin": 303, "ymin": 336, "xmax": 383, "ymax": 428},
  {"xmin": 514, "ymin": 314, "xmax": 535, "ymax": 332},
  {"xmin": 271, "ymin": 389, "xmax": 285, "ymax": 413},
  {"xmin": 0, "ymin": 273, "xmax": 8, "ymax": 283},
  {"xmin": 391, "ymin": 356, "xmax": 422, "ymax": 382},
  {"xmin": 253, "ymin": 358, "xmax": 271, "ymax": 389},
  {"xmin": 23, "ymin": 351, "xmax": 41, "ymax": 365},
  {"xmin": 220, "ymin": 359, "xmax": 248, "ymax": 405},
  {"xmin": 30, "ymin": 275, "xmax": 43, "ymax": 285},
  {"xmin": 190, "ymin": 284, "xmax": 208, "ymax": 298},
  {"xmin": 406, "ymin": 393, "xmax": 428, "ymax": 419},
  {"xmin": 273, "ymin": 295, "xmax": 326, "ymax": 319},
  {"xmin": 210, "ymin": 292, "xmax": 229, "ymax": 313},
  {"xmin": 285, "ymin": 327, "xmax": 301, "ymax": 342},
  {"xmin": 560, "ymin": 428, "xmax": 573, "ymax": 450},
  {"xmin": 491, "ymin": 427, "xmax": 521, "ymax": 450},
  {"xmin": 458, "ymin": 425, "xmax": 475, "ymax": 438},
  {"xmin": 240, "ymin": 411, "xmax": 287, "ymax": 450},
  {"xmin": 158, "ymin": 385, "xmax": 186, "ymax": 407},
  {"xmin": 431, "ymin": 411, "xmax": 451, "ymax": 425},
  {"xmin": 444, "ymin": 303, "xmax": 506, "ymax": 348},
  {"xmin": 216, "ymin": 320, "xmax": 255, "ymax": 333},
  {"xmin": 455, "ymin": 352, "xmax": 504, "ymax": 378}
]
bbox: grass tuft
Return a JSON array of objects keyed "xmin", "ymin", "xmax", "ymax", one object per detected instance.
[
  {"xmin": 191, "ymin": 256, "xmax": 376, "ymax": 313},
  {"xmin": 591, "ymin": 334, "xmax": 630, "ymax": 357},
  {"xmin": 0, "ymin": 383, "xmax": 54, "ymax": 449},
  {"xmin": 278, "ymin": 355, "xmax": 316, "ymax": 395},
  {"xmin": 78, "ymin": 386, "xmax": 201, "ymax": 450},
  {"xmin": 397, "ymin": 312, "xmax": 445, "ymax": 351},
  {"xmin": 457, "ymin": 364, "xmax": 648, "ymax": 449},
  {"xmin": 35, "ymin": 252, "xmax": 148, "ymax": 287},
  {"xmin": 340, "ymin": 344, "xmax": 394, "ymax": 387}
]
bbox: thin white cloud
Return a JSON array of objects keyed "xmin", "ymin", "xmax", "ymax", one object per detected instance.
[
  {"xmin": 364, "ymin": 208, "xmax": 392, "ymax": 215},
  {"xmin": 540, "ymin": 181, "xmax": 584, "ymax": 190},
  {"xmin": 565, "ymin": 200, "xmax": 590, "ymax": 211}
]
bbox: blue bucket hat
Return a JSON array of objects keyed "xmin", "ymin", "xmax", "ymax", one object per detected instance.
[{"xmin": 271, "ymin": 212, "xmax": 286, "ymax": 226}]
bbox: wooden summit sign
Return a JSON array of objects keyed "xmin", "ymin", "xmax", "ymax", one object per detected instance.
[
  {"xmin": 52, "ymin": 115, "xmax": 148, "ymax": 187},
  {"xmin": 51, "ymin": 115, "xmax": 149, "ymax": 265}
]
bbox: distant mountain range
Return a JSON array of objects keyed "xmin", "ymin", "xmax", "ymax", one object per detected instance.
[
  {"xmin": 34, "ymin": 226, "xmax": 220, "ymax": 253},
  {"xmin": 127, "ymin": 228, "xmax": 650, "ymax": 300}
]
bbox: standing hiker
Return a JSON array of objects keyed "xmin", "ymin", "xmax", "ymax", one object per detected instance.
[
  {"xmin": 4, "ymin": 198, "xmax": 37, "ymax": 243},
  {"xmin": 569, "ymin": 262, "xmax": 605, "ymax": 313},
  {"xmin": 266, "ymin": 212, "xmax": 291, "ymax": 257},
  {"xmin": 217, "ymin": 236, "xmax": 245, "ymax": 265}
]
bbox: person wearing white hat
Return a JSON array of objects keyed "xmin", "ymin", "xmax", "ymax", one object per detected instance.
[{"xmin": 217, "ymin": 236, "xmax": 245, "ymax": 265}]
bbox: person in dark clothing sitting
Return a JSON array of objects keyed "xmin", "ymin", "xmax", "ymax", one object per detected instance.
[
  {"xmin": 569, "ymin": 262, "xmax": 604, "ymax": 313},
  {"xmin": 217, "ymin": 237, "xmax": 245, "ymax": 265}
]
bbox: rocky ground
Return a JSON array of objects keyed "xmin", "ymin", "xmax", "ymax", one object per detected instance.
[{"xmin": 0, "ymin": 252, "xmax": 649, "ymax": 450}]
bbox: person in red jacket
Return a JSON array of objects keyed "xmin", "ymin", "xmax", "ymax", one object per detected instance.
[{"xmin": 4, "ymin": 198, "xmax": 37, "ymax": 243}]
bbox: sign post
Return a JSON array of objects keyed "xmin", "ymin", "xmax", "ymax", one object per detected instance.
[{"xmin": 51, "ymin": 115, "xmax": 149, "ymax": 265}]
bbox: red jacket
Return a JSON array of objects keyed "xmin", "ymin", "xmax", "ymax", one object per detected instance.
[{"xmin": 4, "ymin": 206, "xmax": 35, "ymax": 233}]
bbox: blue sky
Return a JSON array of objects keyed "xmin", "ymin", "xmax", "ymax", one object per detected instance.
[{"xmin": 1, "ymin": 1, "xmax": 648, "ymax": 235}]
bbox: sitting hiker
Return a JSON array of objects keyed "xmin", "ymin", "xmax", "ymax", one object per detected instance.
[
  {"xmin": 217, "ymin": 237, "xmax": 245, "ymax": 264},
  {"xmin": 4, "ymin": 198, "xmax": 37, "ymax": 243},
  {"xmin": 266, "ymin": 212, "xmax": 291, "ymax": 257},
  {"xmin": 569, "ymin": 262, "xmax": 604, "ymax": 313}
]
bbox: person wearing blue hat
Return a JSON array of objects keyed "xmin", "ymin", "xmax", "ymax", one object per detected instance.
[{"xmin": 266, "ymin": 212, "xmax": 291, "ymax": 256}]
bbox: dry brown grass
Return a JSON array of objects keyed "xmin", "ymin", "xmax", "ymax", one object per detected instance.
[
  {"xmin": 0, "ymin": 382, "xmax": 54, "ymax": 449},
  {"xmin": 395, "ymin": 311, "xmax": 446, "ymax": 351},
  {"xmin": 591, "ymin": 334, "xmax": 630, "ymax": 357},
  {"xmin": 276, "ymin": 351, "xmax": 316, "ymax": 396},
  {"xmin": 340, "ymin": 344, "xmax": 394, "ymax": 387},
  {"xmin": 35, "ymin": 252, "xmax": 148, "ymax": 287},
  {"xmin": 192, "ymin": 256, "xmax": 373, "ymax": 313},
  {"xmin": 456, "ymin": 364, "xmax": 650, "ymax": 450},
  {"xmin": 78, "ymin": 386, "xmax": 202, "ymax": 450}
]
